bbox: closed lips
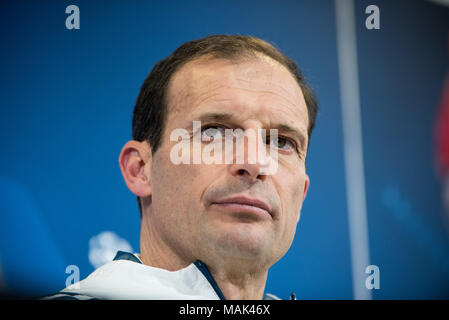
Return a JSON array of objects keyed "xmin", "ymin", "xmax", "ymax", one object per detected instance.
[{"xmin": 212, "ymin": 196, "xmax": 272, "ymax": 216}]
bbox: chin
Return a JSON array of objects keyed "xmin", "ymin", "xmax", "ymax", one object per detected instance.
[{"xmin": 212, "ymin": 224, "xmax": 274, "ymax": 259}]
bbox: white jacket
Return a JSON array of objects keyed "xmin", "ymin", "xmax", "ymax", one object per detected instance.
[{"xmin": 43, "ymin": 251, "xmax": 280, "ymax": 300}]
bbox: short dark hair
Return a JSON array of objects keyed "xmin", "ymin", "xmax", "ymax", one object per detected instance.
[{"xmin": 132, "ymin": 34, "xmax": 318, "ymax": 216}]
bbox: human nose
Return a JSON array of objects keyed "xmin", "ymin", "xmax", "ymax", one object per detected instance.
[{"xmin": 228, "ymin": 129, "xmax": 272, "ymax": 182}]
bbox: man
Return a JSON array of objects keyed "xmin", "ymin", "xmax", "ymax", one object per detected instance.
[{"xmin": 44, "ymin": 34, "xmax": 318, "ymax": 300}]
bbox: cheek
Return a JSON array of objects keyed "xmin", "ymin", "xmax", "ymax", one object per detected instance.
[
  {"xmin": 151, "ymin": 152, "xmax": 191, "ymax": 217},
  {"xmin": 155, "ymin": 162, "xmax": 187, "ymax": 195},
  {"xmin": 291, "ymin": 177, "xmax": 307, "ymax": 219},
  {"xmin": 150, "ymin": 152, "xmax": 204, "ymax": 247},
  {"xmin": 151, "ymin": 149, "xmax": 213, "ymax": 219},
  {"xmin": 277, "ymin": 171, "xmax": 307, "ymax": 238}
]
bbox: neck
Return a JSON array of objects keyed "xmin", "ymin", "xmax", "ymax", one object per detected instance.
[
  {"xmin": 208, "ymin": 263, "xmax": 268, "ymax": 300},
  {"xmin": 139, "ymin": 210, "xmax": 269, "ymax": 300},
  {"xmin": 139, "ymin": 214, "xmax": 193, "ymax": 271}
]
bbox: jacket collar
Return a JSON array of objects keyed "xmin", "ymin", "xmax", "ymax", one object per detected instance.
[
  {"xmin": 111, "ymin": 251, "xmax": 282, "ymax": 300},
  {"xmin": 113, "ymin": 251, "xmax": 226, "ymax": 300}
]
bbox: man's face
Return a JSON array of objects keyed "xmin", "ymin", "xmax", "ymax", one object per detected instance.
[{"xmin": 147, "ymin": 56, "xmax": 310, "ymax": 267}]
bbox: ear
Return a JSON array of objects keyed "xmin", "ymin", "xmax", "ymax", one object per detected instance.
[
  {"xmin": 118, "ymin": 140, "xmax": 152, "ymax": 198},
  {"xmin": 297, "ymin": 174, "xmax": 310, "ymax": 223},
  {"xmin": 302, "ymin": 174, "xmax": 310, "ymax": 202}
]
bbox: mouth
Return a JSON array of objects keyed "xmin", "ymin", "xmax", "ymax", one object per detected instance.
[{"xmin": 211, "ymin": 195, "xmax": 272, "ymax": 218}]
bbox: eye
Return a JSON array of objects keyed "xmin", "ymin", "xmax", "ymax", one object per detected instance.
[
  {"xmin": 201, "ymin": 125, "xmax": 226, "ymax": 141},
  {"xmin": 270, "ymin": 135, "xmax": 296, "ymax": 152}
]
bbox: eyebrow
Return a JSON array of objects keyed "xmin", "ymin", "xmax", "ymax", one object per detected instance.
[
  {"xmin": 195, "ymin": 112, "xmax": 235, "ymax": 124},
  {"xmin": 276, "ymin": 123, "xmax": 307, "ymax": 151},
  {"xmin": 194, "ymin": 112, "xmax": 308, "ymax": 150}
]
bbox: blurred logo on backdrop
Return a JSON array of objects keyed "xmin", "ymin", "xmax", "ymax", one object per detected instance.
[
  {"xmin": 434, "ymin": 34, "xmax": 449, "ymax": 225},
  {"xmin": 88, "ymin": 231, "xmax": 133, "ymax": 269}
]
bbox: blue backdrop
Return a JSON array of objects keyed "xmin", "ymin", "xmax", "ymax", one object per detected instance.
[{"xmin": 1, "ymin": 0, "xmax": 448, "ymax": 299}]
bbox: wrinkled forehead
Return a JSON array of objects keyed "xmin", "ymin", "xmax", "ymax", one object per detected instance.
[
  {"xmin": 168, "ymin": 55, "xmax": 301, "ymax": 105},
  {"xmin": 164, "ymin": 55, "xmax": 308, "ymax": 133}
]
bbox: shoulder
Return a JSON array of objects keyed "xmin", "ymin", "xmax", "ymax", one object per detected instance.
[
  {"xmin": 41, "ymin": 251, "xmax": 142, "ymax": 300},
  {"xmin": 40, "ymin": 292, "xmax": 99, "ymax": 300}
]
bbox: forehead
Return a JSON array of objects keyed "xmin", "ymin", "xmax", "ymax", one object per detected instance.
[{"xmin": 165, "ymin": 56, "xmax": 308, "ymax": 136}]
